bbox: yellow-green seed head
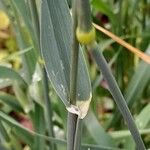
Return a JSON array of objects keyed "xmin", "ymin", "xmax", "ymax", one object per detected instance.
[
  {"xmin": 76, "ymin": 26, "xmax": 96, "ymax": 45},
  {"xmin": 0, "ymin": 10, "xmax": 10, "ymax": 30}
]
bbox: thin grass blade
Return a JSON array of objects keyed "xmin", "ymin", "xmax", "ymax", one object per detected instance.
[
  {"xmin": 90, "ymin": 43, "xmax": 146, "ymax": 150},
  {"xmin": 0, "ymin": 92, "xmax": 23, "ymax": 112}
]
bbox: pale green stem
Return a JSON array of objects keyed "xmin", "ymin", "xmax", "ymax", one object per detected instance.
[{"xmin": 67, "ymin": 0, "xmax": 79, "ymax": 150}]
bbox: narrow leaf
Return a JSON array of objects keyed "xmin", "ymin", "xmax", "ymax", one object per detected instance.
[
  {"xmin": 33, "ymin": 103, "xmax": 45, "ymax": 150},
  {"xmin": 0, "ymin": 92, "xmax": 23, "ymax": 112},
  {"xmin": 11, "ymin": 0, "xmax": 32, "ymax": 33},
  {"xmin": 0, "ymin": 66, "xmax": 27, "ymax": 87},
  {"xmin": 0, "ymin": 111, "xmax": 33, "ymax": 147},
  {"xmin": 91, "ymin": 43, "xmax": 146, "ymax": 149}
]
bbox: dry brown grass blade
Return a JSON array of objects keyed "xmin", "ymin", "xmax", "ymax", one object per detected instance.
[{"xmin": 93, "ymin": 23, "xmax": 150, "ymax": 64}]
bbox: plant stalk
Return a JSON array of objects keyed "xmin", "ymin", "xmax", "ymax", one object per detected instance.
[
  {"xmin": 69, "ymin": 1, "xmax": 79, "ymax": 106},
  {"xmin": 70, "ymin": 1, "xmax": 92, "ymax": 149},
  {"xmin": 77, "ymin": 0, "xmax": 92, "ymax": 32},
  {"xmin": 67, "ymin": 0, "xmax": 80, "ymax": 150},
  {"xmin": 67, "ymin": 113, "xmax": 78, "ymax": 150},
  {"xmin": 73, "ymin": 118, "xmax": 82, "ymax": 150}
]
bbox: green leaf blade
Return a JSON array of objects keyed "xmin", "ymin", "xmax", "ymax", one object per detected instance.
[
  {"xmin": 0, "ymin": 66, "xmax": 27, "ymax": 87},
  {"xmin": 0, "ymin": 92, "xmax": 23, "ymax": 112},
  {"xmin": 40, "ymin": 0, "xmax": 92, "ymax": 117}
]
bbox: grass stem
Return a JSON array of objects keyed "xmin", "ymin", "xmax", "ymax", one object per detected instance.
[
  {"xmin": 74, "ymin": 118, "xmax": 82, "ymax": 150},
  {"xmin": 67, "ymin": 113, "xmax": 78, "ymax": 150},
  {"xmin": 67, "ymin": 0, "xmax": 80, "ymax": 150},
  {"xmin": 76, "ymin": 0, "xmax": 92, "ymax": 32}
]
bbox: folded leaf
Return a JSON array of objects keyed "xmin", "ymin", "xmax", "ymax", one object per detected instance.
[{"xmin": 40, "ymin": 0, "xmax": 91, "ymax": 118}]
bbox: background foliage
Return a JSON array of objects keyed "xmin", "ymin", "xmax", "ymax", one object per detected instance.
[{"xmin": 0, "ymin": 0, "xmax": 150, "ymax": 150}]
